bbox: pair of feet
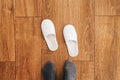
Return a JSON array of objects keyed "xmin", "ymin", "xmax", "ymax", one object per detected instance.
[{"xmin": 42, "ymin": 60, "xmax": 76, "ymax": 80}]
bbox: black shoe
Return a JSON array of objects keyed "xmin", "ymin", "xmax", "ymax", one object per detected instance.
[
  {"xmin": 42, "ymin": 61, "xmax": 56, "ymax": 80},
  {"xmin": 63, "ymin": 60, "xmax": 76, "ymax": 80}
]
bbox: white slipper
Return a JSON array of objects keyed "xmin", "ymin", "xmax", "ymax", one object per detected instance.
[
  {"xmin": 63, "ymin": 24, "xmax": 78, "ymax": 57},
  {"xmin": 41, "ymin": 19, "xmax": 58, "ymax": 51}
]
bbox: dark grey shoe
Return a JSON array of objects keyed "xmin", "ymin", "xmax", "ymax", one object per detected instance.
[
  {"xmin": 63, "ymin": 60, "xmax": 76, "ymax": 80},
  {"xmin": 42, "ymin": 61, "xmax": 56, "ymax": 80}
]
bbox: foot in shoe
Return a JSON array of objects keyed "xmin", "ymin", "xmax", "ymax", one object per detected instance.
[
  {"xmin": 63, "ymin": 60, "xmax": 76, "ymax": 80},
  {"xmin": 42, "ymin": 61, "xmax": 56, "ymax": 80}
]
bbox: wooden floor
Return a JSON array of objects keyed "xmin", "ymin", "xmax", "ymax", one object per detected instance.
[{"xmin": 0, "ymin": 0, "xmax": 120, "ymax": 80}]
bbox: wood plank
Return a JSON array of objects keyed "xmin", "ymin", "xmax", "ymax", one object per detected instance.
[
  {"xmin": 95, "ymin": 0, "xmax": 120, "ymax": 15},
  {"xmin": 0, "ymin": 0, "xmax": 15, "ymax": 61},
  {"xmin": 115, "ymin": 17, "xmax": 120, "ymax": 80},
  {"xmin": 15, "ymin": 18, "xmax": 41, "ymax": 80},
  {"xmin": 0, "ymin": 62, "xmax": 15, "ymax": 80},
  {"xmin": 95, "ymin": 16, "xmax": 120, "ymax": 80},
  {"xmin": 75, "ymin": 61, "xmax": 94, "ymax": 80},
  {"xmin": 65, "ymin": 0, "xmax": 94, "ymax": 61},
  {"xmin": 15, "ymin": 0, "xmax": 42, "ymax": 17}
]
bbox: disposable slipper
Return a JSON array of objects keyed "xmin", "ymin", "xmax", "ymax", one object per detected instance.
[
  {"xmin": 41, "ymin": 19, "xmax": 58, "ymax": 51},
  {"xmin": 63, "ymin": 24, "xmax": 78, "ymax": 57}
]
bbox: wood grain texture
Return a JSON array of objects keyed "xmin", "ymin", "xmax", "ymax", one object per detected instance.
[
  {"xmin": 15, "ymin": 18, "xmax": 41, "ymax": 80},
  {"xmin": 95, "ymin": 16, "xmax": 120, "ymax": 80},
  {"xmin": 116, "ymin": 17, "xmax": 120, "ymax": 80},
  {"xmin": 15, "ymin": 0, "xmax": 42, "ymax": 17},
  {"xmin": 75, "ymin": 62, "xmax": 94, "ymax": 80},
  {"xmin": 95, "ymin": 0, "xmax": 120, "ymax": 15},
  {"xmin": 0, "ymin": 0, "xmax": 15, "ymax": 61},
  {"xmin": 0, "ymin": 62, "xmax": 15, "ymax": 80},
  {"xmin": 1, "ymin": 0, "xmax": 120, "ymax": 80}
]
